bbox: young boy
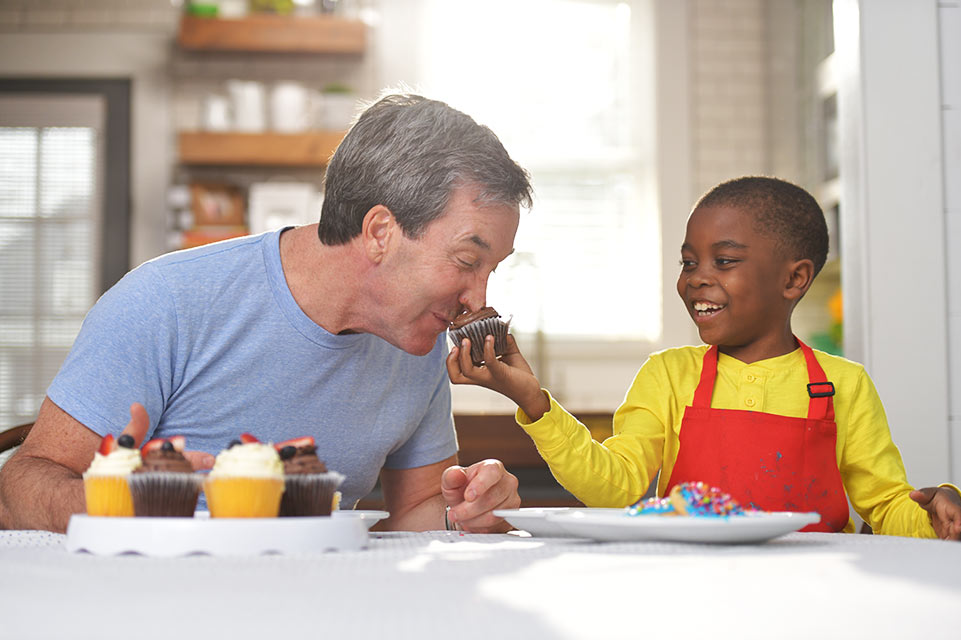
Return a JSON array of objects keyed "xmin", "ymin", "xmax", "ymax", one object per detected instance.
[{"xmin": 447, "ymin": 176, "xmax": 961, "ymax": 539}]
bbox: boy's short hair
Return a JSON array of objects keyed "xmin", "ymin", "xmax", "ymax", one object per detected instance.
[{"xmin": 694, "ymin": 176, "xmax": 829, "ymax": 276}]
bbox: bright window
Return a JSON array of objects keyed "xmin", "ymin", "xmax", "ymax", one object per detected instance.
[
  {"xmin": 0, "ymin": 96, "xmax": 103, "ymax": 430},
  {"xmin": 415, "ymin": 0, "xmax": 661, "ymax": 341}
]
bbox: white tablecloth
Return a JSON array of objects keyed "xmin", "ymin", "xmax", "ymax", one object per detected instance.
[{"xmin": 1, "ymin": 528, "xmax": 960, "ymax": 639}]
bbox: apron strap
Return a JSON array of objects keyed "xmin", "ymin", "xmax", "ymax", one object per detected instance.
[
  {"xmin": 692, "ymin": 345, "xmax": 718, "ymax": 408},
  {"xmin": 797, "ymin": 338, "xmax": 835, "ymax": 422},
  {"xmin": 692, "ymin": 340, "xmax": 835, "ymax": 420}
]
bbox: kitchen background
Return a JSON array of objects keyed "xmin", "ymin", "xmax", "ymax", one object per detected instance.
[{"xmin": 0, "ymin": 1, "xmax": 958, "ymax": 502}]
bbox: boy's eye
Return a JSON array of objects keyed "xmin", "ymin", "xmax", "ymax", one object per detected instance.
[
  {"xmin": 679, "ymin": 258, "xmax": 696, "ymax": 270},
  {"xmin": 715, "ymin": 257, "xmax": 738, "ymax": 267}
]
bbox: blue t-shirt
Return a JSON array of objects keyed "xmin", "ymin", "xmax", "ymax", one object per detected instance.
[{"xmin": 48, "ymin": 228, "xmax": 457, "ymax": 509}]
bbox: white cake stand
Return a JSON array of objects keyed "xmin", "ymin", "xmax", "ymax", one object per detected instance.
[{"xmin": 65, "ymin": 512, "xmax": 375, "ymax": 557}]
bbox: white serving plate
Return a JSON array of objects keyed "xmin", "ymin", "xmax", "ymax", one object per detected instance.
[
  {"xmin": 65, "ymin": 513, "xmax": 371, "ymax": 557},
  {"xmin": 545, "ymin": 509, "xmax": 821, "ymax": 544},
  {"xmin": 493, "ymin": 507, "xmax": 624, "ymax": 538},
  {"xmin": 332, "ymin": 509, "xmax": 390, "ymax": 530}
]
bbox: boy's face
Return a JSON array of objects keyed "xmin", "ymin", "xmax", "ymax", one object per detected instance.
[{"xmin": 677, "ymin": 204, "xmax": 795, "ymax": 361}]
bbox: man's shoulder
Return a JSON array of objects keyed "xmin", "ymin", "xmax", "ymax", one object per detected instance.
[{"xmin": 144, "ymin": 231, "xmax": 273, "ymax": 274}]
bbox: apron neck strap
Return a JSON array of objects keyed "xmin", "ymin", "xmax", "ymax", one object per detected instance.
[
  {"xmin": 797, "ymin": 338, "xmax": 835, "ymax": 421},
  {"xmin": 692, "ymin": 345, "xmax": 719, "ymax": 408},
  {"xmin": 692, "ymin": 339, "xmax": 835, "ymax": 421}
]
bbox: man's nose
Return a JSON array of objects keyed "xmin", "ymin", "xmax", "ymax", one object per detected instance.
[{"xmin": 458, "ymin": 272, "xmax": 490, "ymax": 311}]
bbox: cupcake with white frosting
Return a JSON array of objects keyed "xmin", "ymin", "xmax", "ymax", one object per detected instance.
[
  {"xmin": 203, "ymin": 433, "xmax": 285, "ymax": 518},
  {"xmin": 83, "ymin": 433, "xmax": 142, "ymax": 517}
]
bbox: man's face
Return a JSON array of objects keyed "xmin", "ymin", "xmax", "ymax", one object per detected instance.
[
  {"xmin": 375, "ymin": 185, "xmax": 520, "ymax": 356},
  {"xmin": 676, "ymin": 204, "xmax": 791, "ymax": 361}
]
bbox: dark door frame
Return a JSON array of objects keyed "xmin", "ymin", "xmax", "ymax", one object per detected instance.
[{"xmin": 0, "ymin": 77, "xmax": 131, "ymax": 293}]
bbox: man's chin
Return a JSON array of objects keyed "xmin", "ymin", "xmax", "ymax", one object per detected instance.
[{"xmin": 390, "ymin": 333, "xmax": 442, "ymax": 357}]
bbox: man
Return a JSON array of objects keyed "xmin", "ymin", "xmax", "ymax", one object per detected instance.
[{"xmin": 0, "ymin": 94, "xmax": 530, "ymax": 533}]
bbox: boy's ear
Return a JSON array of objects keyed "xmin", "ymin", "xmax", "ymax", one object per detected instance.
[
  {"xmin": 361, "ymin": 205, "xmax": 395, "ymax": 264},
  {"xmin": 784, "ymin": 258, "xmax": 816, "ymax": 301}
]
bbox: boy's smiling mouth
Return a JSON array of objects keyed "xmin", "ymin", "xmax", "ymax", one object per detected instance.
[{"xmin": 692, "ymin": 300, "xmax": 725, "ymax": 318}]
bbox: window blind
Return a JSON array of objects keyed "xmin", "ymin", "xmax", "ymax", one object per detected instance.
[{"xmin": 0, "ymin": 96, "xmax": 102, "ymax": 430}]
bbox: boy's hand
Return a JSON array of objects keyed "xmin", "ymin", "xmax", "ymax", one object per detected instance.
[
  {"xmin": 446, "ymin": 334, "xmax": 550, "ymax": 420},
  {"xmin": 910, "ymin": 487, "xmax": 961, "ymax": 540}
]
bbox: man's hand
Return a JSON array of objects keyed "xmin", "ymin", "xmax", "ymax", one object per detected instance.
[
  {"xmin": 446, "ymin": 334, "xmax": 550, "ymax": 421},
  {"xmin": 441, "ymin": 459, "xmax": 520, "ymax": 533},
  {"xmin": 910, "ymin": 486, "xmax": 961, "ymax": 540},
  {"xmin": 120, "ymin": 403, "xmax": 214, "ymax": 471}
]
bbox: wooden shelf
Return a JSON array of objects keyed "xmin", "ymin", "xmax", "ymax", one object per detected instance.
[
  {"xmin": 177, "ymin": 14, "xmax": 365, "ymax": 54},
  {"xmin": 178, "ymin": 130, "xmax": 345, "ymax": 166}
]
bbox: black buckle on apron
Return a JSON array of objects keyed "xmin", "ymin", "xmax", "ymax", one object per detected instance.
[{"xmin": 807, "ymin": 381, "xmax": 835, "ymax": 398}]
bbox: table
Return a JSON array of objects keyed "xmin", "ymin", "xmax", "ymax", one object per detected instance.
[{"xmin": 2, "ymin": 528, "xmax": 960, "ymax": 639}]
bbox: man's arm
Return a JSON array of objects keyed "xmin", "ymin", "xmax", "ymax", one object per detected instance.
[
  {"xmin": 377, "ymin": 455, "xmax": 520, "ymax": 533},
  {"xmin": 0, "ymin": 397, "xmax": 100, "ymax": 533}
]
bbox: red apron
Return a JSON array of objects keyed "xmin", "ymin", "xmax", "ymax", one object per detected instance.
[{"xmin": 665, "ymin": 339, "xmax": 849, "ymax": 532}]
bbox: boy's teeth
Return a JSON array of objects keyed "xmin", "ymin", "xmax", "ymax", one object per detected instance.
[{"xmin": 693, "ymin": 302, "xmax": 723, "ymax": 312}]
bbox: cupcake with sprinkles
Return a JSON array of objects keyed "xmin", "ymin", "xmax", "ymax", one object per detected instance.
[{"xmin": 627, "ymin": 481, "xmax": 747, "ymax": 518}]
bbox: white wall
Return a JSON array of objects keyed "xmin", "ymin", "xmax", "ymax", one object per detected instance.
[
  {"xmin": 834, "ymin": 0, "xmax": 952, "ymax": 485},
  {"xmin": 940, "ymin": 0, "xmax": 961, "ymax": 482}
]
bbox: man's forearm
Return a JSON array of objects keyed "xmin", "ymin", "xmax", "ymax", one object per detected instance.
[
  {"xmin": 0, "ymin": 453, "xmax": 85, "ymax": 533},
  {"xmin": 375, "ymin": 493, "xmax": 447, "ymax": 532}
]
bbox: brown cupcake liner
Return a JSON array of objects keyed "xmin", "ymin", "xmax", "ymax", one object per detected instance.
[
  {"xmin": 129, "ymin": 472, "xmax": 203, "ymax": 517},
  {"xmin": 449, "ymin": 316, "xmax": 511, "ymax": 365},
  {"xmin": 279, "ymin": 471, "xmax": 345, "ymax": 517}
]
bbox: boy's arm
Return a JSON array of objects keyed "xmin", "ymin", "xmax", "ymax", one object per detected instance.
[
  {"xmin": 839, "ymin": 369, "xmax": 950, "ymax": 538},
  {"xmin": 447, "ymin": 334, "xmax": 549, "ymax": 419},
  {"xmin": 448, "ymin": 336, "xmax": 666, "ymax": 507}
]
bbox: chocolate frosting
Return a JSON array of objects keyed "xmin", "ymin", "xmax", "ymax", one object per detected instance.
[
  {"xmin": 136, "ymin": 448, "xmax": 193, "ymax": 474},
  {"xmin": 450, "ymin": 306, "xmax": 500, "ymax": 330},
  {"xmin": 282, "ymin": 445, "xmax": 328, "ymax": 475}
]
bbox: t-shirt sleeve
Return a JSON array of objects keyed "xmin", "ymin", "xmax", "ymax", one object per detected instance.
[
  {"xmin": 46, "ymin": 262, "xmax": 177, "ymax": 438},
  {"xmin": 382, "ymin": 336, "xmax": 457, "ymax": 469}
]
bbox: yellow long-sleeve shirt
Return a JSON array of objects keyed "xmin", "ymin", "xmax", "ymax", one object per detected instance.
[{"xmin": 517, "ymin": 345, "xmax": 946, "ymax": 538}]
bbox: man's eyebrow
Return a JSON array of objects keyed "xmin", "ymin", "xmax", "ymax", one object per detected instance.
[{"xmin": 468, "ymin": 235, "xmax": 491, "ymax": 250}]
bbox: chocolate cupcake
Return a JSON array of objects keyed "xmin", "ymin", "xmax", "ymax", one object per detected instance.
[
  {"xmin": 448, "ymin": 306, "xmax": 511, "ymax": 366},
  {"xmin": 277, "ymin": 437, "xmax": 345, "ymax": 517},
  {"xmin": 129, "ymin": 436, "xmax": 202, "ymax": 517}
]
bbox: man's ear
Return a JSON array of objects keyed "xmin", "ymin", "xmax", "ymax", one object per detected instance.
[
  {"xmin": 784, "ymin": 258, "xmax": 816, "ymax": 301},
  {"xmin": 361, "ymin": 205, "xmax": 395, "ymax": 264}
]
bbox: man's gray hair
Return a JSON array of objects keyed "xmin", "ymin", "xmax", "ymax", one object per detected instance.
[{"xmin": 318, "ymin": 93, "xmax": 533, "ymax": 245}]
